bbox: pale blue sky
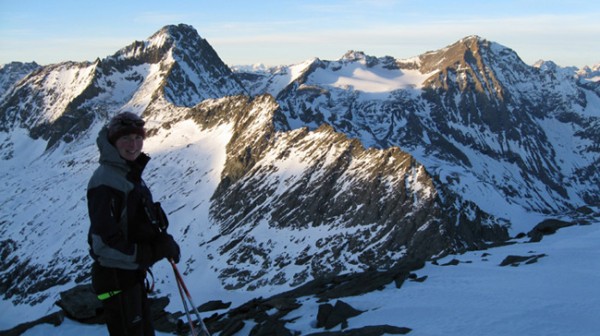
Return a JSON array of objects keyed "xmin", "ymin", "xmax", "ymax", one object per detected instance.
[{"xmin": 1, "ymin": 0, "xmax": 599, "ymax": 68}]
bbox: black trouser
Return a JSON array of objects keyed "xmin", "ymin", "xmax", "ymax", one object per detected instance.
[
  {"xmin": 101, "ymin": 281, "xmax": 155, "ymax": 336},
  {"xmin": 92, "ymin": 263, "xmax": 154, "ymax": 336}
]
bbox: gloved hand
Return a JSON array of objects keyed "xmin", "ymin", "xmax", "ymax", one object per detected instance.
[{"xmin": 153, "ymin": 233, "xmax": 181, "ymax": 263}]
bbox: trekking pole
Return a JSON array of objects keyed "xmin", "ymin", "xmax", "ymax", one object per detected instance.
[
  {"xmin": 169, "ymin": 259, "xmax": 211, "ymax": 336},
  {"xmin": 175, "ymin": 271, "xmax": 198, "ymax": 336},
  {"xmin": 147, "ymin": 202, "xmax": 208, "ymax": 335}
]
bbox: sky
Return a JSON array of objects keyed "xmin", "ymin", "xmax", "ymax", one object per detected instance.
[{"xmin": 1, "ymin": 0, "xmax": 599, "ymax": 68}]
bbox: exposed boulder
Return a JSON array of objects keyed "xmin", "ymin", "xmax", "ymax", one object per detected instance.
[
  {"xmin": 55, "ymin": 284, "xmax": 103, "ymax": 323},
  {"xmin": 499, "ymin": 254, "xmax": 547, "ymax": 266},
  {"xmin": 528, "ymin": 219, "xmax": 573, "ymax": 242},
  {"xmin": 209, "ymin": 259, "xmax": 422, "ymax": 335},
  {"xmin": 306, "ymin": 325, "xmax": 412, "ymax": 335},
  {"xmin": 316, "ymin": 300, "xmax": 363, "ymax": 330}
]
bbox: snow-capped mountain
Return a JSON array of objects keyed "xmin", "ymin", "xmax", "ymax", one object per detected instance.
[
  {"xmin": 0, "ymin": 24, "xmax": 246, "ymax": 149},
  {"xmin": 1, "ymin": 24, "xmax": 599, "ymax": 334},
  {"xmin": 0, "ymin": 62, "xmax": 41, "ymax": 102},
  {"xmin": 576, "ymin": 62, "xmax": 600, "ymax": 82},
  {"xmin": 237, "ymin": 35, "xmax": 600, "ymax": 232}
]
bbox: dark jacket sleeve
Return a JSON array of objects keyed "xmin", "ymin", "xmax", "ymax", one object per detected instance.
[{"xmin": 88, "ymin": 185, "xmax": 155, "ymax": 269}]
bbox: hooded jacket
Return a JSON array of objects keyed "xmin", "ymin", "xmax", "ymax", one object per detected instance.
[{"xmin": 87, "ymin": 126, "xmax": 157, "ymax": 271}]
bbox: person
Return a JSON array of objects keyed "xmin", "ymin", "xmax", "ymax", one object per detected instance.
[{"xmin": 87, "ymin": 111, "xmax": 180, "ymax": 335}]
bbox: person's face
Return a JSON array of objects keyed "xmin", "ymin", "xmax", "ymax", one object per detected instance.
[{"xmin": 115, "ymin": 134, "xmax": 144, "ymax": 161}]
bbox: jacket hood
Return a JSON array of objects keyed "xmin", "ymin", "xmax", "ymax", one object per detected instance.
[{"xmin": 97, "ymin": 126, "xmax": 129, "ymax": 170}]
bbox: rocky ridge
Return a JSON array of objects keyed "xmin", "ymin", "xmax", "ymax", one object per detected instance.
[{"xmin": 237, "ymin": 35, "xmax": 600, "ymax": 220}]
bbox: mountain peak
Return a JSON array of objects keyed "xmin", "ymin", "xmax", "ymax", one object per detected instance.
[
  {"xmin": 459, "ymin": 34, "xmax": 486, "ymax": 44},
  {"xmin": 420, "ymin": 35, "xmax": 490, "ymax": 69},
  {"xmin": 338, "ymin": 50, "xmax": 382, "ymax": 68},
  {"xmin": 418, "ymin": 35, "xmax": 528, "ymax": 99},
  {"xmin": 533, "ymin": 59, "xmax": 559, "ymax": 71},
  {"xmin": 110, "ymin": 23, "xmax": 203, "ymax": 63},
  {"xmin": 158, "ymin": 23, "xmax": 197, "ymax": 35},
  {"xmin": 150, "ymin": 23, "xmax": 202, "ymax": 47},
  {"xmin": 100, "ymin": 24, "xmax": 245, "ymax": 107},
  {"xmin": 340, "ymin": 50, "xmax": 368, "ymax": 61}
]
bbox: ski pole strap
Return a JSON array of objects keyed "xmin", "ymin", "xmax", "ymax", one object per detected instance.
[
  {"xmin": 97, "ymin": 290, "xmax": 122, "ymax": 301},
  {"xmin": 145, "ymin": 268, "xmax": 155, "ymax": 293}
]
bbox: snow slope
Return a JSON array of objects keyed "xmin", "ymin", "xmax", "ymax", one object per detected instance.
[
  {"xmin": 4, "ymin": 103, "xmax": 597, "ymax": 335},
  {"xmin": 11, "ymin": 222, "xmax": 600, "ymax": 336}
]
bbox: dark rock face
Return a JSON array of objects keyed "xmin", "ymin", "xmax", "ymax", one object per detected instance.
[
  {"xmin": 205, "ymin": 258, "xmax": 422, "ymax": 335},
  {"xmin": 499, "ymin": 254, "xmax": 547, "ymax": 266},
  {"xmin": 527, "ymin": 219, "xmax": 574, "ymax": 242},
  {"xmin": 0, "ymin": 238, "xmax": 76, "ymax": 305},
  {"xmin": 203, "ymin": 95, "xmax": 508, "ymax": 290},
  {"xmin": 0, "ymin": 61, "xmax": 40, "ymax": 98},
  {"xmin": 316, "ymin": 300, "xmax": 363, "ymax": 330}
]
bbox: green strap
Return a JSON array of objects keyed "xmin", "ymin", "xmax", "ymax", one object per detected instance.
[{"xmin": 97, "ymin": 290, "xmax": 122, "ymax": 301}]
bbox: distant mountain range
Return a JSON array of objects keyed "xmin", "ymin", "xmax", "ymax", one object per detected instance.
[{"xmin": 0, "ymin": 24, "xmax": 598, "ymax": 328}]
